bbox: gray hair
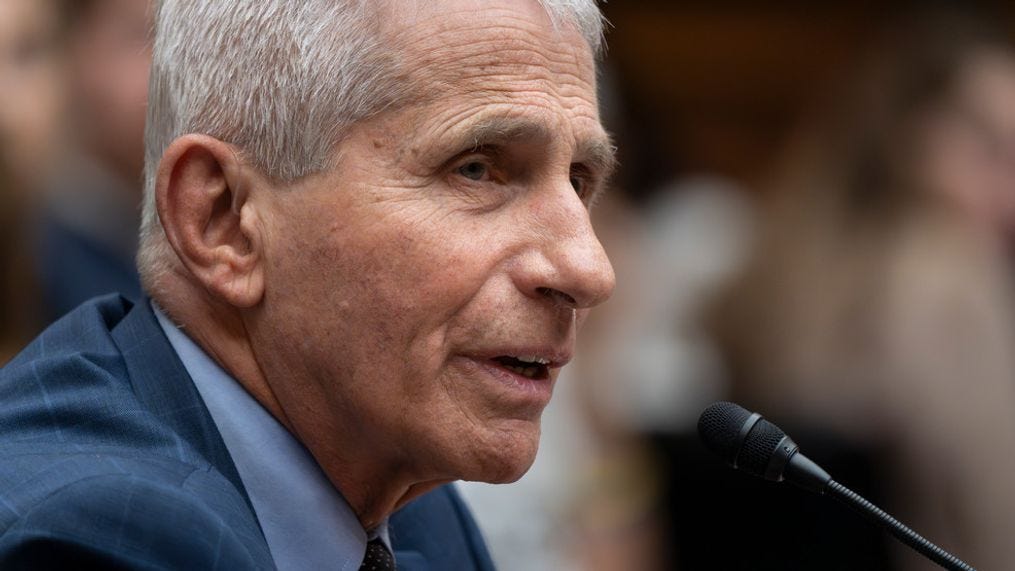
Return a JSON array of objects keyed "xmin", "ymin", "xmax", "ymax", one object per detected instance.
[{"xmin": 137, "ymin": 0, "xmax": 606, "ymax": 293}]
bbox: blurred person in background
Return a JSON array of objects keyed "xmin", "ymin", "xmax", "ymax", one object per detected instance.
[
  {"xmin": 710, "ymin": 11, "xmax": 1015, "ymax": 570},
  {"xmin": 0, "ymin": 0, "xmax": 66, "ymax": 362},
  {"xmin": 34, "ymin": 0, "xmax": 151, "ymax": 321},
  {"xmin": 0, "ymin": 0, "xmax": 65, "ymax": 190}
]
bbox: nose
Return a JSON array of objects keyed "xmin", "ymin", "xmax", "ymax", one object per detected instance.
[{"xmin": 514, "ymin": 185, "xmax": 616, "ymax": 310}]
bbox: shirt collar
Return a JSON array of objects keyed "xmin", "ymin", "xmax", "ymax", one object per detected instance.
[{"xmin": 154, "ymin": 303, "xmax": 388, "ymax": 570}]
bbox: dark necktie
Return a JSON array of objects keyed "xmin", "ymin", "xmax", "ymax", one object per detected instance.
[{"xmin": 359, "ymin": 537, "xmax": 395, "ymax": 571}]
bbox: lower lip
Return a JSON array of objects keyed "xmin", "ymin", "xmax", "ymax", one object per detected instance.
[{"xmin": 461, "ymin": 357, "xmax": 554, "ymax": 407}]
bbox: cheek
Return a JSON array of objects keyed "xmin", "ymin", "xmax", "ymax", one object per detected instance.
[
  {"xmin": 368, "ymin": 215, "xmax": 501, "ymax": 316},
  {"xmin": 263, "ymin": 177, "xmax": 515, "ymax": 385},
  {"xmin": 281, "ymin": 218, "xmax": 479, "ymax": 357}
]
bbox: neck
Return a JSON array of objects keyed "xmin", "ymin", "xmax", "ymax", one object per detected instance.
[
  {"xmin": 346, "ymin": 479, "xmax": 451, "ymax": 530},
  {"xmin": 155, "ymin": 272, "xmax": 292, "ymax": 433},
  {"xmin": 253, "ymin": 374, "xmax": 453, "ymax": 528},
  {"xmin": 155, "ymin": 273, "xmax": 451, "ymax": 530}
]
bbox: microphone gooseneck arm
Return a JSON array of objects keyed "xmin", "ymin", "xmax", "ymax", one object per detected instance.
[{"xmin": 824, "ymin": 480, "xmax": 974, "ymax": 571}]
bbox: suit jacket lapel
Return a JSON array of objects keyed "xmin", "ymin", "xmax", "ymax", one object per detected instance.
[{"xmin": 109, "ymin": 297, "xmax": 260, "ymax": 523}]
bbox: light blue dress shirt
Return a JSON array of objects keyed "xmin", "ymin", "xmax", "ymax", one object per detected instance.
[{"xmin": 154, "ymin": 304, "xmax": 389, "ymax": 571}]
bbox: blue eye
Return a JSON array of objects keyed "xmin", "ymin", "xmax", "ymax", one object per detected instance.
[{"xmin": 458, "ymin": 161, "xmax": 488, "ymax": 181}]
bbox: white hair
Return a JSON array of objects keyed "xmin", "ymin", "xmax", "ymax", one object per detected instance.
[{"xmin": 138, "ymin": 0, "xmax": 605, "ymax": 292}]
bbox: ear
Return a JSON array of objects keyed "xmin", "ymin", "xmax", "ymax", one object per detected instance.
[{"xmin": 155, "ymin": 134, "xmax": 264, "ymax": 308}]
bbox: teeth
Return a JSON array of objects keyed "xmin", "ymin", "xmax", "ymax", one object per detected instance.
[
  {"xmin": 515, "ymin": 355, "xmax": 550, "ymax": 365},
  {"xmin": 492, "ymin": 354, "xmax": 551, "ymax": 378}
]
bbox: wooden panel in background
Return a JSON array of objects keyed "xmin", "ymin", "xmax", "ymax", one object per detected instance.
[{"xmin": 599, "ymin": 3, "xmax": 1015, "ymax": 197}]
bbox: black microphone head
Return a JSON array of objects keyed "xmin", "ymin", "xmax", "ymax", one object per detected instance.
[
  {"xmin": 736, "ymin": 417, "xmax": 789, "ymax": 477},
  {"xmin": 697, "ymin": 401, "xmax": 832, "ymax": 493},
  {"xmin": 697, "ymin": 401, "xmax": 790, "ymax": 479},
  {"xmin": 697, "ymin": 401, "xmax": 754, "ymax": 465}
]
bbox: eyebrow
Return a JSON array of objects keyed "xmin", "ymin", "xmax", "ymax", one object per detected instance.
[
  {"xmin": 576, "ymin": 135, "xmax": 619, "ymax": 181},
  {"xmin": 453, "ymin": 117, "xmax": 553, "ymax": 151},
  {"xmin": 450, "ymin": 117, "xmax": 618, "ymax": 179}
]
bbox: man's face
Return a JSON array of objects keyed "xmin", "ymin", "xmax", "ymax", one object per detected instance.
[{"xmin": 252, "ymin": 0, "xmax": 615, "ymax": 486}]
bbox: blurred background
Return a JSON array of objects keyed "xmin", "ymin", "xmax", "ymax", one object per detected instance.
[
  {"xmin": 3, "ymin": 1, "xmax": 1015, "ymax": 570},
  {"xmin": 462, "ymin": 2, "xmax": 1015, "ymax": 571},
  {"xmin": 0, "ymin": 0, "xmax": 148, "ymax": 363}
]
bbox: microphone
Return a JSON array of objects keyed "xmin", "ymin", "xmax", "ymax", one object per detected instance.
[{"xmin": 697, "ymin": 401, "xmax": 975, "ymax": 571}]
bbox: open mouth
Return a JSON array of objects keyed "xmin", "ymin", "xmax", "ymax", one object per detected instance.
[{"xmin": 492, "ymin": 355, "xmax": 551, "ymax": 380}]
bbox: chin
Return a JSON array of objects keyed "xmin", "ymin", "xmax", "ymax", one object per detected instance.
[{"xmin": 455, "ymin": 425, "xmax": 541, "ymax": 484}]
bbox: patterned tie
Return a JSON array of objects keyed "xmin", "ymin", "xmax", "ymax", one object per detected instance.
[{"xmin": 359, "ymin": 537, "xmax": 395, "ymax": 571}]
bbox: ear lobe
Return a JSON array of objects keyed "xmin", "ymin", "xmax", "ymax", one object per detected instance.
[{"xmin": 156, "ymin": 134, "xmax": 265, "ymax": 308}]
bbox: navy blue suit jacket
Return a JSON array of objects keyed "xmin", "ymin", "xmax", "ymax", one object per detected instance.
[{"xmin": 0, "ymin": 295, "xmax": 495, "ymax": 570}]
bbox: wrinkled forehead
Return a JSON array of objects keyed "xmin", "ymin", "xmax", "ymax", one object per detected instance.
[{"xmin": 380, "ymin": 0, "xmax": 598, "ymax": 103}]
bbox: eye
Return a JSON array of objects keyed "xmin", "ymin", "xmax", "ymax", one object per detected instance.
[
  {"xmin": 457, "ymin": 161, "xmax": 490, "ymax": 181},
  {"xmin": 570, "ymin": 165, "xmax": 593, "ymax": 199},
  {"xmin": 570, "ymin": 174, "xmax": 585, "ymax": 195}
]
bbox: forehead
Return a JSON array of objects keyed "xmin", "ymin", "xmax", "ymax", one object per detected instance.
[
  {"xmin": 384, "ymin": 1, "xmax": 596, "ymax": 79},
  {"xmin": 377, "ymin": 0, "xmax": 603, "ymax": 143}
]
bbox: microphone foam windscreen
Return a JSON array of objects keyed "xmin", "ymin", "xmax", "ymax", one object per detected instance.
[
  {"xmin": 697, "ymin": 401, "xmax": 752, "ymax": 464},
  {"xmin": 737, "ymin": 417, "xmax": 786, "ymax": 477}
]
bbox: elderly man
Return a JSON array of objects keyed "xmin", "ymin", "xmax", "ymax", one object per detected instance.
[{"xmin": 0, "ymin": 0, "xmax": 614, "ymax": 568}]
